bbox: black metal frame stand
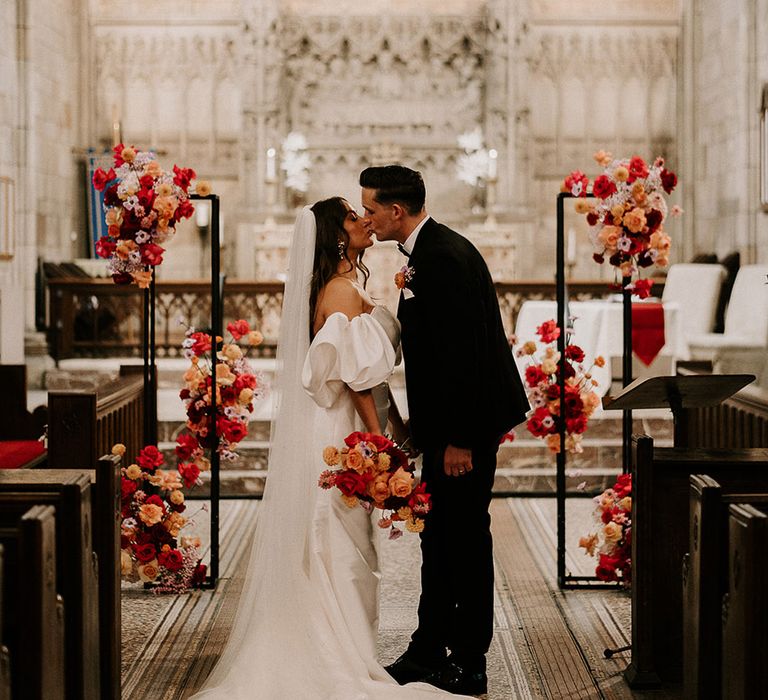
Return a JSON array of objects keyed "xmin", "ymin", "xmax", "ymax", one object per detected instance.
[
  {"xmin": 141, "ymin": 193, "xmax": 222, "ymax": 589},
  {"xmin": 556, "ymin": 192, "xmax": 629, "ymax": 590}
]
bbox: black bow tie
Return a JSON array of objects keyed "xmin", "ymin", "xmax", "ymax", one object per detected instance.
[{"xmin": 397, "ymin": 243, "xmax": 410, "ymax": 258}]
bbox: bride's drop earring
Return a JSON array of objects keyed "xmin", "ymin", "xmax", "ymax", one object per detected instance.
[{"xmin": 337, "ymin": 240, "xmax": 346, "ymax": 259}]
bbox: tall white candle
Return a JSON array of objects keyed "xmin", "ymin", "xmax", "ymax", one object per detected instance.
[
  {"xmin": 266, "ymin": 148, "xmax": 277, "ymax": 180},
  {"xmin": 567, "ymin": 227, "xmax": 577, "ymax": 265},
  {"xmin": 488, "ymin": 148, "xmax": 498, "ymax": 179}
]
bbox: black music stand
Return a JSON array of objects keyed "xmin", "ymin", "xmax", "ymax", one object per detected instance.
[{"xmin": 602, "ymin": 374, "xmax": 756, "ymax": 447}]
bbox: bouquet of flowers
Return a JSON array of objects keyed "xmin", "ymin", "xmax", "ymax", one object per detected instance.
[
  {"xmin": 514, "ymin": 319, "xmax": 602, "ymax": 454},
  {"xmin": 562, "ymin": 151, "xmax": 681, "ymax": 298},
  {"xmin": 579, "ymin": 473, "xmax": 632, "ymax": 583},
  {"xmin": 318, "ymin": 431, "xmax": 432, "ymax": 540},
  {"xmin": 115, "ymin": 443, "xmax": 207, "ymax": 592},
  {"xmin": 91, "ymin": 143, "xmax": 200, "ymax": 287},
  {"xmin": 179, "ymin": 319, "xmax": 265, "ymax": 459}
]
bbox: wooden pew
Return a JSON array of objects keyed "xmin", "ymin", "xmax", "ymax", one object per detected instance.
[
  {"xmin": 683, "ymin": 475, "xmax": 768, "ymax": 699},
  {"xmin": 0, "ymin": 455, "xmax": 122, "ymax": 700},
  {"xmin": 0, "ymin": 505, "xmax": 64, "ymax": 699},
  {"xmin": 721, "ymin": 503, "xmax": 768, "ymax": 699},
  {"xmin": 0, "ymin": 364, "xmax": 47, "ymax": 469},
  {"xmin": 0, "ymin": 473, "xmax": 100, "ymax": 699},
  {"xmin": 626, "ymin": 434, "xmax": 768, "ymax": 687},
  {"xmin": 47, "ymin": 364, "xmax": 145, "ymax": 469},
  {"xmin": 0, "ymin": 545, "xmax": 10, "ymax": 700}
]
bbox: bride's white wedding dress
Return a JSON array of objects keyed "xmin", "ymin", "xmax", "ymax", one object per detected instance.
[{"xmin": 192, "ymin": 208, "xmax": 466, "ymax": 699}]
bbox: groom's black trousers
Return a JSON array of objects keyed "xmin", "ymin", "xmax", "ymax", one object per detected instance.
[{"xmin": 409, "ymin": 441, "xmax": 499, "ymax": 672}]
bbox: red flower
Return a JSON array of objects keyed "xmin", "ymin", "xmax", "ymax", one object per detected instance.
[
  {"xmin": 536, "ymin": 320, "xmax": 561, "ymax": 344},
  {"xmin": 217, "ymin": 417, "xmax": 248, "ymax": 444},
  {"xmin": 158, "ymin": 548, "xmax": 184, "ymax": 572},
  {"xmin": 145, "ymin": 494, "xmax": 165, "ymax": 510},
  {"xmin": 527, "ymin": 406, "xmax": 555, "ymax": 438},
  {"xmin": 137, "ymin": 187, "xmax": 156, "ymax": 211},
  {"xmin": 525, "ymin": 365, "xmax": 546, "ymax": 388},
  {"xmin": 95, "ymin": 236, "xmax": 117, "ymax": 259},
  {"xmin": 137, "ymin": 445, "xmax": 165, "ymax": 472},
  {"xmin": 596, "ymin": 553, "xmax": 620, "ymax": 581},
  {"xmin": 592, "ymin": 174, "xmax": 617, "ymax": 199},
  {"xmin": 627, "ymin": 156, "xmax": 649, "ymax": 183},
  {"xmin": 175, "ymin": 434, "xmax": 200, "ymax": 461},
  {"xmin": 630, "ymin": 278, "xmax": 654, "ymax": 299},
  {"xmin": 191, "ymin": 562, "xmax": 207, "ymax": 586},
  {"xmin": 566, "ymin": 414, "xmax": 588, "ymax": 434},
  {"xmin": 562, "ymin": 170, "xmax": 589, "ymax": 196},
  {"xmin": 564, "ymin": 344, "xmax": 585, "ymax": 363},
  {"xmin": 189, "ymin": 332, "xmax": 212, "ymax": 356},
  {"xmin": 335, "ymin": 470, "xmax": 374, "ymax": 497},
  {"xmin": 592, "ymin": 252, "xmax": 605, "ymax": 264},
  {"xmin": 645, "ymin": 209, "xmax": 663, "ymax": 235},
  {"xmin": 121, "ymin": 477, "xmax": 138, "ymax": 501},
  {"xmin": 233, "ymin": 374, "xmax": 257, "ymax": 392},
  {"xmin": 660, "ymin": 168, "xmax": 677, "ymax": 194},
  {"xmin": 140, "ymin": 243, "xmax": 165, "ymax": 266},
  {"xmin": 614, "ymin": 473, "xmax": 632, "ymax": 498},
  {"xmin": 408, "ymin": 482, "xmax": 432, "ymax": 514},
  {"xmin": 586, "ymin": 211, "xmax": 599, "ymax": 226},
  {"xmin": 175, "ymin": 198, "xmax": 195, "ymax": 221},
  {"xmin": 227, "ymin": 319, "xmax": 250, "ymax": 340},
  {"xmin": 133, "ymin": 543, "xmax": 157, "ymax": 563},
  {"xmin": 178, "ymin": 462, "xmax": 201, "ymax": 489},
  {"xmin": 173, "ymin": 165, "xmax": 196, "ymax": 191},
  {"xmin": 112, "ymin": 272, "xmax": 133, "ymax": 285},
  {"xmin": 92, "ymin": 167, "xmax": 116, "ymax": 191},
  {"xmin": 112, "ymin": 143, "xmax": 126, "ymax": 167}
]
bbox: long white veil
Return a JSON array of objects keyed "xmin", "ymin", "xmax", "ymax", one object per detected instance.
[{"xmin": 193, "ymin": 206, "xmax": 321, "ymax": 696}]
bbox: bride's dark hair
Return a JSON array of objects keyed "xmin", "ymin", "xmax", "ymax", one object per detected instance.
[{"xmin": 309, "ymin": 197, "xmax": 370, "ymax": 333}]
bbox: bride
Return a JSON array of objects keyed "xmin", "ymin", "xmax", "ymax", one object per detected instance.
[{"xmin": 193, "ymin": 199, "xmax": 470, "ymax": 698}]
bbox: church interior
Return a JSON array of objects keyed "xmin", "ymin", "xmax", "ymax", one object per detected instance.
[{"xmin": 1, "ymin": 0, "xmax": 768, "ymax": 698}]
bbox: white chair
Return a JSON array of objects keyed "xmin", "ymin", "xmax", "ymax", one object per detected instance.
[
  {"xmin": 688, "ymin": 265, "xmax": 768, "ymax": 366},
  {"xmin": 661, "ymin": 264, "xmax": 726, "ymax": 357}
]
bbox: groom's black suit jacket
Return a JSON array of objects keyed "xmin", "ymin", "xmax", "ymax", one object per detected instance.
[{"xmin": 397, "ymin": 218, "xmax": 529, "ymax": 451}]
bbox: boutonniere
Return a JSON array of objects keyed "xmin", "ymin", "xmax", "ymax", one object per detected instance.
[{"xmin": 394, "ymin": 265, "xmax": 415, "ymax": 299}]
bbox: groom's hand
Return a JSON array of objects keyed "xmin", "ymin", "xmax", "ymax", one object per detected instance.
[{"xmin": 444, "ymin": 444, "xmax": 473, "ymax": 477}]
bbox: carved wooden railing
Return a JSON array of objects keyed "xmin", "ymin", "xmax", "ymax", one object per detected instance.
[
  {"xmin": 47, "ymin": 277, "xmax": 664, "ymax": 359},
  {"xmin": 47, "ymin": 365, "xmax": 145, "ymax": 468},
  {"xmin": 679, "ymin": 374, "xmax": 768, "ymax": 448}
]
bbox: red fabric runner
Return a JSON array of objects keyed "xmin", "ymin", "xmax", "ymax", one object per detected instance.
[
  {"xmin": 0, "ymin": 440, "xmax": 46, "ymax": 469},
  {"xmin": 632, "ymin": 302, "xmax": 665, "ymax": 366}
]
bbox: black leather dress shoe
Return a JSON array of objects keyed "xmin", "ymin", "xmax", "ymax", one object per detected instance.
[
  {"xmin": 424, "ymin": 661, "xmax": 488, "ymax": 699},
  {"xmin": 385, "ymin": 652, "xmax": 441, "ymax": 685}
]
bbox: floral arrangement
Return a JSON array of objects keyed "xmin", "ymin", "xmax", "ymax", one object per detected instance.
[
  {"xmin": 513, "ymin": 320, "xmax": 602, "ymax": 454},
  {"xmin": 180, "ymin": 319, "xmax": 265, "ymax": 459},
  {"xmin": 91, "ymin": 143, "xmax": 203, "ymax": 287},
  {"xmin": 579, "ymin": 473, "xmax": 632, "ymax": 583},
  {"xmin": 562, "ymin": 151, "xmax": 681, "ymax": 298},
  {"xmin": 115, "ymin": 443, "xmax": 207, "ymax": 592},
  {"xmin": 318, "ymin": 431, "xmax": 432, "ymax": 540}
]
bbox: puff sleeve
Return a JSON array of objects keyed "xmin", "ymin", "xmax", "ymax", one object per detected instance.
[{"xmin": 302, "ymin": 312, "xmax": 397, "ymax": 408}]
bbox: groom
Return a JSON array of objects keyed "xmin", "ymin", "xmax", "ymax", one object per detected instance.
[{"xmin": 360, "ymin": 165, "xmax": 529, "ymax": 697}]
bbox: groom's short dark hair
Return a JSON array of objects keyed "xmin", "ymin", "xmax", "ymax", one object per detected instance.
[{"xmin": 359, "ymin": 165, "xmax": 425, "ymax": 215}]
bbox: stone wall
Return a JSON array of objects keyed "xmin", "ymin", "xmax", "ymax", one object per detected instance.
[
  {"xmin": 0, "ymin": 0, "xmax": 85, "ymax": 362},
  {"xmin": 682, "ymin": 0, "xmax": 768, "ymax": 264}
]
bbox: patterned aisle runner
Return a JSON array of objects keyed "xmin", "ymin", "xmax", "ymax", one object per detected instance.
[{"xmin": 121, "ymin": 498, "xmax": 674, "ymax": 699}]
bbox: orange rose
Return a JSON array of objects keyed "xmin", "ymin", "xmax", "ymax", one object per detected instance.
[
  {"xmin": 375, "ymin": 453, "xmax": 391, "ymax": 472},
  {"xmin": 138, "ymin": 560, "xmax": 159, "ymax": 583},
  {"xmin": 368, "ymin": 474, "xmax": 390, "ymax": 504},
  {"xmin": 346, "ymin": 450, "xmax": 365, "ymax": 472},
  {"xmin": 139, "ymin": 503, "xmax": 164, "ymax": 527},
  {"xmin": 622, "ymin": 207, "xmax": 647, "ymax": 234},
  {"xmin": 406, "ymin": 517, "xmax": 425, "ymax": 533},
  {"xmin": 389, "ymin": 468, "xmax": 414, "ymax": 498},
  {"xmin": 604, "ymin": 521, "xmax": 623, "ymax": 544},
  {"xmin": 597, "ymin": 225, "xmax": 621, "ymax": 251},
  {"xmin": 132, "ymin": 270, "xmax": 152, "ymax": 289},
  {"xmin": 144, "ymin": 161, "xmax": 162, "ymax": 178}
]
